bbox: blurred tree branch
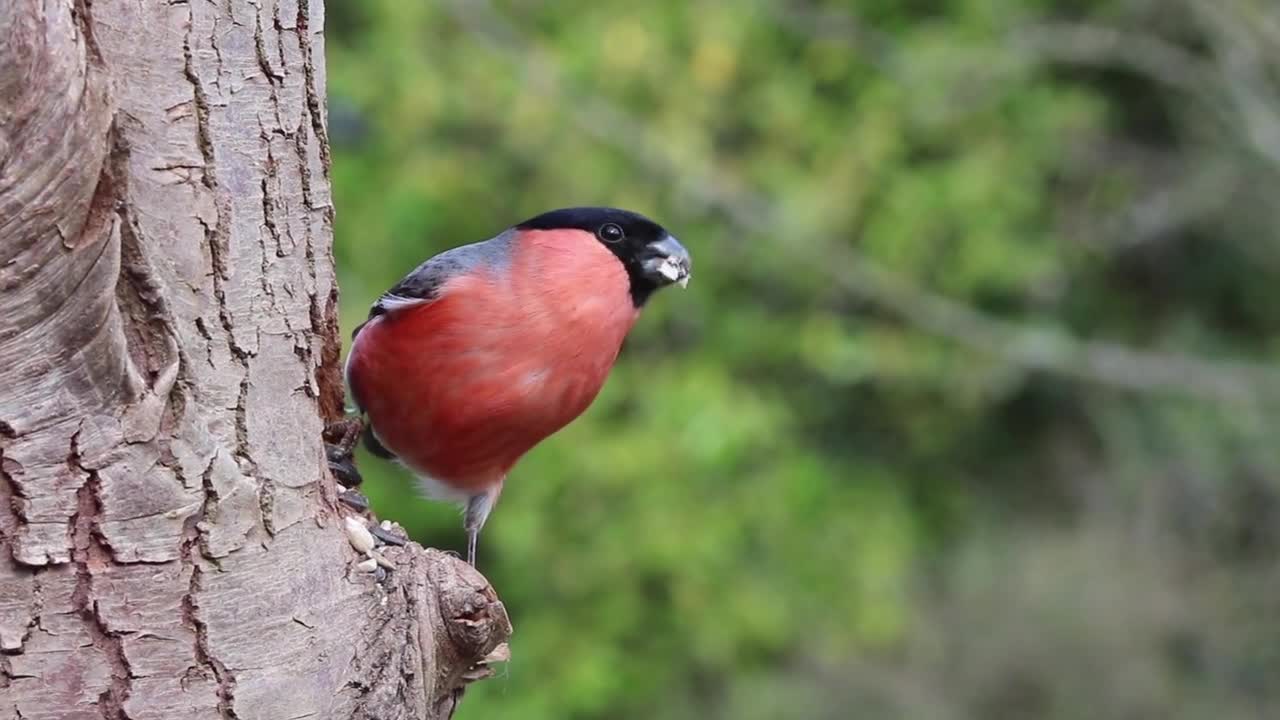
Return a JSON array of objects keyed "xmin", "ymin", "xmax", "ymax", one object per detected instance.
[
  {"xmin": 1014, "ymin": 7, "xmax": 1280, "ymax": 172},
  {"xmin": 448, "ymin": 0, "xmax": 1280, "ymax": 406}
]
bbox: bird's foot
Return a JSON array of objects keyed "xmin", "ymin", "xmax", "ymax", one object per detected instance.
[
  {"xmin": 324, "ymin": 416, "xmax": 365, "ymax": 453},
  {"xmin": 324, "ymin": 417, "xmax": 365, "ymax": 488}
]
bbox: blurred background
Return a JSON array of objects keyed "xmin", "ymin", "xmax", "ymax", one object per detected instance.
[{"xmin": 326, "ymin": 1, "xmax": 1280, "ymax": 718}]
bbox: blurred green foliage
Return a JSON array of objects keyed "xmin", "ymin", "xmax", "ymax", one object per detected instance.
[{"xmin": 328, "ymin": 1, "xmax": 1280, "ymax": 717}]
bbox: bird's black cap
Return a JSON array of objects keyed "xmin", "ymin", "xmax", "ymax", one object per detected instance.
[{"xmin": 517, "ymin": 207, "xmax": 690, "ymax": 306}]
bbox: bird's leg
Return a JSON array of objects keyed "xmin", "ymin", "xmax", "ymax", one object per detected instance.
[
  {"xmin": 463, "ymin": 498, "xmax": 484, "ymax": 566},
  {"xmin": 463, "ymin": 485, "xmax": 501, "ymax": 567},
  {"xmin": 324, "ymin": 416, "xmax": 365, "ymax": 489}
]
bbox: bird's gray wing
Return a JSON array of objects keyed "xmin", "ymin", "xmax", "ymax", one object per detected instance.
[{"xmin": 351, "ymin": 229, "xmax": 516, "ymax": 339}]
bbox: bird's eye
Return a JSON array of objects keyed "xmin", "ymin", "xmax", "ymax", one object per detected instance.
[{"xmin": 598, "ymin": 223, "xmax": 625, "ymax": 243}]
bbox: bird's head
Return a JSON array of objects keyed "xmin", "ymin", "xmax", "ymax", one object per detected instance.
[{"xmin": 516, "ymin": 207, "xmax": 692, "ymax": 306}]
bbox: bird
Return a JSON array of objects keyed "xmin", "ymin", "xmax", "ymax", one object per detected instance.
[{"xmin": 340, "ymin": 207, "xmax": 692, "ymax": 565}]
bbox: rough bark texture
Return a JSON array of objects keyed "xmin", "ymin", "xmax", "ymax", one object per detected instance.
[{"xmin": 0, "ymin": 2, "xmax": 510, "ymax": 718}]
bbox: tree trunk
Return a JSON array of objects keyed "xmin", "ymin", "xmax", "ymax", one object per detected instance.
[{"xmin": 0, "ymin": 2, "xmax": 510, "ymax": 718}]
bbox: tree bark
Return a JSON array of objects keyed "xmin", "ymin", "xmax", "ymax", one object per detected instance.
[{"xmin": 0, "ymin": 2, "xmax": 510, "ymax": 718}]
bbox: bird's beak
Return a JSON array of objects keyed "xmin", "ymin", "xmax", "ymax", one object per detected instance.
[{"xmin": 640, "ymin": 234, "xmax": 692, "ymax": 289}]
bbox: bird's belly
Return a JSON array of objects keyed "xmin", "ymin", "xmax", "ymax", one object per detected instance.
[{"xmin": 348, "ymin": 305, "xmax": 625, "ymax": 492}]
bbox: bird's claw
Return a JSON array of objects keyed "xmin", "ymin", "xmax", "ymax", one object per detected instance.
[
  {"xmin": 325, "ymin": 417, "xmax": 365, "ymax": 488},
  {"xmin": 323, "ymin": 417, "xmax": 365, "ymax": 453}
]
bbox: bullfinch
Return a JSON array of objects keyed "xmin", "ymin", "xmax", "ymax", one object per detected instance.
[{"xmin": 340, "ymin": 207, "xmax": 692, "ymax": 565}]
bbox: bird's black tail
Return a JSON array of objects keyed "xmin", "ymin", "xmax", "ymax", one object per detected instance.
[{"xmin": 363, "ymin": 424, "xmax": 395, "ymax": 460}]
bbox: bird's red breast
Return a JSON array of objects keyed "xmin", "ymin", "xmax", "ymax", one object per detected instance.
[{"xmin": 345, "ymin": 228, "xmax": 639, "ymax": 495}]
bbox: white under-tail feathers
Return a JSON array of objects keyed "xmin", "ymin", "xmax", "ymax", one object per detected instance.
[{"xmin": 403, "ymin": 460, "xmax": 473, "ymax": 503}]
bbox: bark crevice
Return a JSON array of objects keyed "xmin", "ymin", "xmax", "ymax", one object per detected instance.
[
  {"xmin": 183, "ymin": 564, "xmax": 240, "ymax": 720},
  {"xmin": 70, "ymin": 444, "xmax": 133, "ymax": 720}
]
